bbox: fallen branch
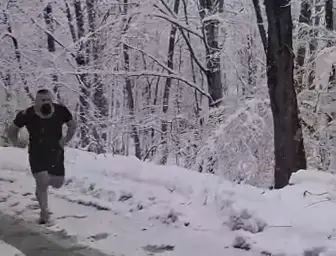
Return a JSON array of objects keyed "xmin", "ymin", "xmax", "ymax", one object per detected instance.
[
  {"xmin": 305, "ymin": 198, "xmax": 332, "ymax": 207},
  {"xmin": 303, "ymin": 190, "xmax": 329, "ymax": 197}
]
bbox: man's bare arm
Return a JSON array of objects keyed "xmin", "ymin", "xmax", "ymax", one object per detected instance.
[{"xmin": 64, "ymin": 119, "xmax": 77, "ymax": 144}]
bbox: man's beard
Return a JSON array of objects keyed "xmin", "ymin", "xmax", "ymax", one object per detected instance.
[{"xmin": 40, "ymin": 103, "xmax": 53, "ymax": 117}]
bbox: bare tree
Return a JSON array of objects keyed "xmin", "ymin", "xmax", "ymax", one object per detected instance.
[
  {"xmin": 264, "ymin": 0, "xmax": 307, "ymax": 189},
  {"xmin": 199, "ymin": 0, "xmax": 223, "ymax": 107},
  {"xmin": 72, "ymin": 0, "xmax": 92, "ymax": 148},
  {"xmin": 325, "ymin": 0, "xmax": 335, "ymax": 88},
  {"xmin": 296, "ymin": 0, "xmax": 312, "ymax": 93},
  {"xmin": 122, "ymin": 0, "xmax": 141, "ymax": 159},
  {"xmin": 86, "ymin": 0, "xmax": 108, "ymax": 153},
  {"xmin": 160, "ymin": 0, "xmax": 181, "ymax": 165},
  {"xmin": 307, "ymin": 1, "xmax": 323, "ymax": 89},
  {"xmin": 2, "ymin": 9, "xmax": 33, "ymax": 101},
  {"xmin": 252, "ymin": 0, "xmax": 267, "ymax": 53},
  {"xmin": 43, "ymin": 3, "xmax": 59, "ymax": 99}
]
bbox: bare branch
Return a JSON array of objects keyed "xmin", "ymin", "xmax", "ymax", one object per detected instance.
[
  {"xmin": 151, "ymin": 11, "xmax": 203, "ymax": 40},
  {"xmin": 64, "ymin": 69, "xmax": 211, "ymax": 100}
]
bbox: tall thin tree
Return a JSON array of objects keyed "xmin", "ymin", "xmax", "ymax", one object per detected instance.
[
  {"xmin": 325, "ymin": 0, "xmax": 335, "ymax": 88},
  {"xmin": 160, "ymin": 0, "xmax": 181, "ymax": 165},
  {"xmin": 296, "ymin": 0, "xmax": 312, "ymax": 93},
  {"xmin": 199, "ymin": 0, "xmax": 223, "ymax": 107},
  {"xmin": 43, "ymin": 3, "xmax": 59, "ymax": 99}
]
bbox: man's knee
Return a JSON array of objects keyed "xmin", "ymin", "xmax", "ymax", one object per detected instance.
[
  {"xmin": 34, "ymin": 171, "xmax": 49, "ymax": 191},
  {"xmin": 49, "ymin": 176, "xmax": 64, "ymax": 189}
]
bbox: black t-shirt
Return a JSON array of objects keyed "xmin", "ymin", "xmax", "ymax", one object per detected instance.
[{"xmin": 13, "ymin": 103, "xmax": 73, "ymax": 153}]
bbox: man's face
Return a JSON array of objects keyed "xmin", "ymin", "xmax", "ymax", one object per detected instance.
[{"xmin": 35, "ymin": 92, "xmax": 53, "ymax": 108}]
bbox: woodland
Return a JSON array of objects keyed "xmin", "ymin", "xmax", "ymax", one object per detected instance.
[{"xmin": 0, "ymin": 0, "xmax": 335, "ymax": 188}]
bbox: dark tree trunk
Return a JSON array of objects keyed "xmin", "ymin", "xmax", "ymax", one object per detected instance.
[
  {"xmin": 307, "ymin": 3, "xmax": 322, "ymax": 89},
  {"xmin": 3, "ymin": 10, "xmax": 34, "ymax": 102},
  {"xmin": 86, "ymin": 0, "xmax": 108, "ymax": 153},
  {"xmin": 182, "ymin": 0, "xmax": 202, "ymax": 115},
  {"xmin": 247, "ymin": 35, "xmax": 257, "ymax": 90},
  {"xmin": 64, "ymin": 0, "xmax": 77, "ymax": 42},
  {"xmin": 265, "ymin": 0, "xmax": 307, "ymax": 189},
  {"xmin": 160, "ymin": 0, "xmax": 180, "ymax": 165},
  {"xmin": 199, "ymin": 0, "xmax": 223, "ymax": 107},
  {"xmin": 252, "ymin": 0, "xmax": 267, "ymax": 53},
  {"xmin": 122, "ymin": 0, "xmax": 141, "ymax": 159},
  {"xmin": 326, "ymin": 0, "xmax": 333, "ymax": 32},
  {"xmin": 296, "ymin": 1, "xmax": 312, "ymax": 93},
  {"xmin": 43, "ymin": 3, "xmax": 59, "ymax": 99},
  {"xmin": 74, "ymin": 0, "xmax": 90, "ymax": 148},
  {"xmin": 326, "ymin": 0, "xmax": 335, "ymax": 88}
]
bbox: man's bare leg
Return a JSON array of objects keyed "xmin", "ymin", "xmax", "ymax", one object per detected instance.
[
  {"xmin": 46, "ymin": 175, "xmax": 64, "ymax": 215},
  {"xmin": 33, "ymin": 171, "xmax": 49, "ymax": 223},
  {"xmin": 49, "ymin": 175, "xmax": 64, "ymax": 189}
]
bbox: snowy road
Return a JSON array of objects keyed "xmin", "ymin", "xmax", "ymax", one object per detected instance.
[
  {"xmin": 4, "ymin": 147, "xmax": 336, "ymax": 255},
  {"xmin": 0, "ymin": 212, "xmax": 113, "ymax": 256}
]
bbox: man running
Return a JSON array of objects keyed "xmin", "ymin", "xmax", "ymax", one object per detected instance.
[{"xmin": 7, "ymin": 89, "xmax": 76, "ymax": 224}]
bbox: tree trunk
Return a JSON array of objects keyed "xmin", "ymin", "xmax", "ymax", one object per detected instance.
[
  {"xmin": 3, "ymin": 10, "xmax": 34, "ymax": 102},
  {"xmin": 307, "ymin": 1, "xmax": 322, "ymax": 89},
  {"xmin": 122, "ymin": 0, "xmax": 141, "ymax": 159},
  {"xmin": 326, "ymin": 0, "xmax": 335, "ymax": 88},
  {"xmin": 252, "ymin": 0, "xmax": 267, "ymax": 53},
  {"xmin": 296, "ymin": 0, "xmax": 312, "ymax": 93},
  {"xmin": 160, "ymin": 0, "xmax": 180, "ymax": 165},
  {"xmin": 265, "ymin": 0, "xmax": 307, "ymax": 189},
  {"xmin": 64, "ymin": 0, "xmax": 77, "ymax": 42},
  {"xmin": 74, "ymin": 0, "xmax": 91, "ymax": 148},
  {"xmin": 86, "ymin": 0, "xmax": 108, "ymax": 153},
  {"xmin": 43, "ymin": 3, "xmax": 59, "ymax": 99},
  {"xmin": 182, "ymin": 0, "xmax": 202, "ymax": 116},
  {"xmin": 199, "ymin": 0, "xmax": 223, "ymax": 107},
  {"xmin": 247, "ymin": 34, "xmax": 257, "ymax": 90},
  {"xmin": 326, "ymin": 0, "xmax": 333, "ymax": 32}
]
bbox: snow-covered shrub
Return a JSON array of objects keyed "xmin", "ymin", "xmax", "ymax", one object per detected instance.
[
  {"xmin": 232, "ymin": 236, "xmax": 251, "ymax": 251},
  {"xmin": 226, "ymin": 208, "xmax": 267, "ymax": 234},
  {"xmin": 298, "ymin": 88, "xmax": 336, "ymax": 173},
  {"xmin": 296, "ymin": 46, "xmax": 336, "ymax": 173},
  {"xmin": 189, "ymin": 94, "xmax": 274, "ymax": 187}
]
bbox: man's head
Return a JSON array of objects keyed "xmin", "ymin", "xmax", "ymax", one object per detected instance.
[{"xmin": 35, "ymin": 89, "xmax": 54, "ymax": 116}]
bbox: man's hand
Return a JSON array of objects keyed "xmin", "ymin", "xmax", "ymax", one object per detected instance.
[
  {"xmin": 59, "ymin": 120, "xmax": 76, "ymax": 149},
  {"xmin": 59, "ymin": 137, "xmax": 66, "ymax": 148},
  {"xmin": 7, "ymin": 124, "xmax": 22, "ymax": 147},
  {"xmin": 15, "ymin": 139, "xmax": 27, "ymax": 148}
]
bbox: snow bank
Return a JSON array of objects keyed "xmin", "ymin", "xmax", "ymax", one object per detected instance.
[
  {"xmin": 0, "ymin": 240, "xmax": 26, "ymax": 256},
  {"xmin": 1, "ymin": 147, "xmax": 336, "ymax": 255}
]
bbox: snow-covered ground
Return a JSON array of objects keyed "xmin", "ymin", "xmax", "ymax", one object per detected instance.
[
  {"xmin": 1, "ymin": 147, "xmax": 336, "ymax": 256},
  {"xmin": 0, "ymin": 240, "xmax": 25, "ymax": 256}
]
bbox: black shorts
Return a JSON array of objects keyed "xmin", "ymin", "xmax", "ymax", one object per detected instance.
[{"xmin": 29, "ymin": 149, "xmax": 65, "ymax": 176}]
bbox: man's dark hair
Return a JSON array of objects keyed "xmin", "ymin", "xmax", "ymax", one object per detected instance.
[{"xmin": 36, "ymin": 89, "xmax": 51, "ymax": 94}]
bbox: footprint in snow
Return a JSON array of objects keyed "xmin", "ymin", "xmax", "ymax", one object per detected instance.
[
  {"xmin": 0, "ymin": 196, "xmax": 9, "ymax": 203},
  {"xmin": 88, "ymin": 232, "xmax": 109, "ymax": 241},
  {"xmin": 56, "ymin": 215, "xmax": 87, "ymax": 220},
  {"xmin": 26, "ymin": 203, "xmax": 39, "ymax": 210},
  {"xmin": 10, "ymin": 201, "xmax": 20, "ymax": 207},
  {"xmin": 142, "ymin": 244, "xmax": 175, "ymax": 253},
  {"xmin": 0, "ymin": 177, "xmax": 15, "ymax": 183}
]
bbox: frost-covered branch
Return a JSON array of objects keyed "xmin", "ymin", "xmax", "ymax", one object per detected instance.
[
  {"xmin": 152, "ymin": 2, "xmax": 204, "ymax": 40},
  {"xmin": 123, "ymin": 42, "xmax": 210, "ymax": 98},
  {"xmin": 69, "ymin": 69, "xmax": 211, "ymax": 99}
]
